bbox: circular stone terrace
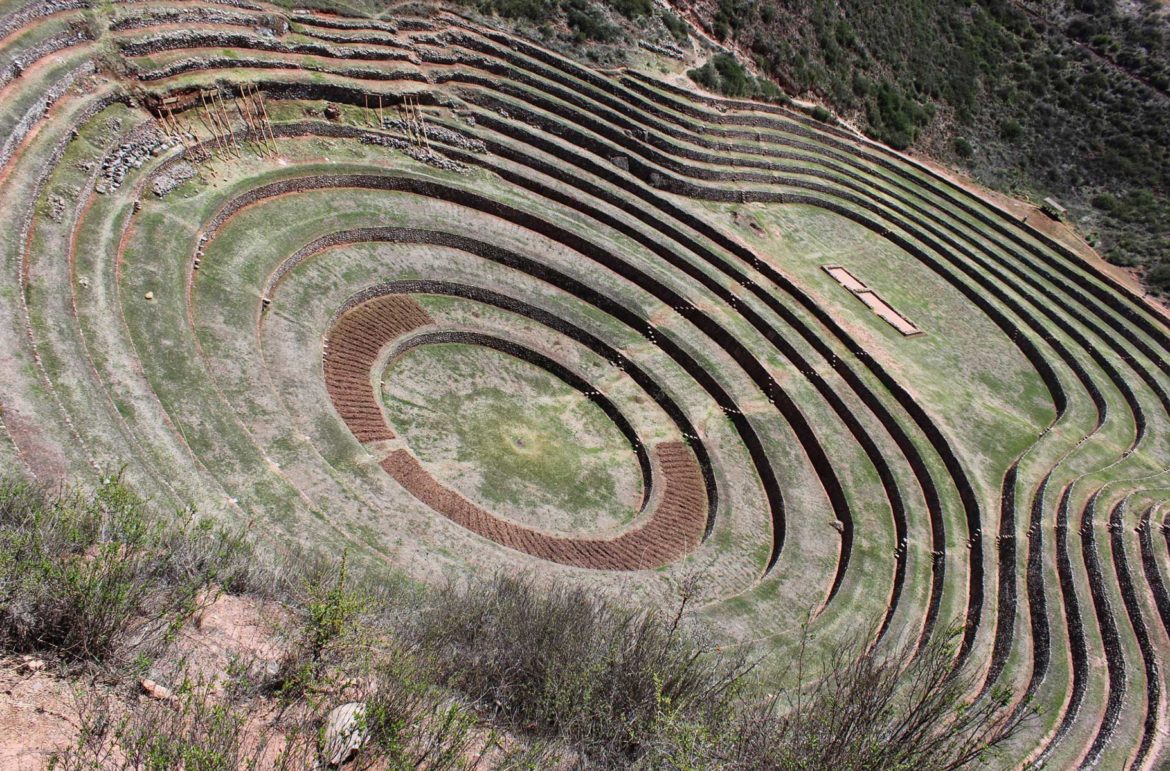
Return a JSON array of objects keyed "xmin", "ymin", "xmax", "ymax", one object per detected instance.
[{"xmin": 3, "ymin": 2, "xmax": 1170, "ymax": 766}]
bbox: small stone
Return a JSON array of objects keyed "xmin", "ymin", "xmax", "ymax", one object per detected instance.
[
  {"xmin": 19, "ymin": 656, "xmax": 45, "ymax": 673},
  {"xmin": 140, "ymin": 678, "xmax": 173, "ymax": 701},
  {"xmin": 144, "ymin": 291, "xmax": 154, "ymax": 301}
]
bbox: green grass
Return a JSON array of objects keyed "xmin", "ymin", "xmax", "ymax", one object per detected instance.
[{"xmin": 382, "ymin": 342, "xmax": 640, "ymax": 531}]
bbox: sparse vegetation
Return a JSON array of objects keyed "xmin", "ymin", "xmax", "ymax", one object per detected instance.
[
  {"xmin": 0, "ymin": 478, "xmax": 257, "ymax": 664},
  {"xmin": 5, "ymin": 479, "xmax": 1027, "ymax": 769}
]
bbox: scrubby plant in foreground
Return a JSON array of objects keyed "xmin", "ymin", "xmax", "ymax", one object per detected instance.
[
  {"xmin": 0, "ymin": 477, "xmax": 257, "ymax": 664},
  {"xmin": 6, "ymin": 480, "xmax": 1028, "ymax": 767},
  {"xmin": 412, "ymin": 575, "xmax": 1030, "ymax": 768},
  {"xmin": 413, "ymin": 573, "xmax": 753, "ymax": 765}
]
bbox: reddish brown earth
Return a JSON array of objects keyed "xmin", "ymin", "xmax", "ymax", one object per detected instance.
[
  {"xmin": 323, "ymin": 295, "xmax": 433, "ymax": 443},
  {"xmin": 0, "ymin": 595, "xmax": 541, "ymax": 768},
  {"xmin": 324, "ymin": 295, "xmax": 707, "ymax": 570},
  {"xmin": 382, "ymin": 441, "xmax": 707, "ymax": 570},
  {"xmin": 0, "ymin": 594, "xmax": 286, "ymax": 769}
]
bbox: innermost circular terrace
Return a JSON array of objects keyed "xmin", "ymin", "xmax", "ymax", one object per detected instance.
[{"xmin": 381, "ymin": 338, "xmax": 645, "ymax": 535}]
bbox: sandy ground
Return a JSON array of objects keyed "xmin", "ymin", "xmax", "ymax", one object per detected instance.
[{"xmin": 0, "ymin": 593, "xmax": 284, "ymax": 769}]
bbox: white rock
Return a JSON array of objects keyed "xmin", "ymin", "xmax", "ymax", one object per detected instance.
[
  {"xmin": 19, "ymin": 656, "xmax": 45, "ymax": 673},
  {"xmin": 320, "ymin": 701, "xmax": 368, "ymax": 767}
]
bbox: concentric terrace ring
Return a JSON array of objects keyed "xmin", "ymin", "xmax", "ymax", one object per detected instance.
[{"xmin": 4, "ymin": 2, "xmax": 1170, "ymax": 766}]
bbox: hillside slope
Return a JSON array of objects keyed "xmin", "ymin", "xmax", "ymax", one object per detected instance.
[{"xmin": 671, "ymin": 0, "xmax": 1170, "ymax": 293}]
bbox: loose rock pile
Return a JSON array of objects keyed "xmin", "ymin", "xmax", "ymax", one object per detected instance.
[
  {"xmin": 97, "ymin": 125, "xmax": 176, "ymax": 194},
  {"xmin": 151, "ymin": 161, "xmax": 196, "ymax": 197}
]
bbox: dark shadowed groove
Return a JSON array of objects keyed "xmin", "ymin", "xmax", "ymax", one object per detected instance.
[
  {"xmin": 1107, "ymin": 499, "xmax": 1159, "ymax": 769},
  {"xmin": 1012, "ymin": 472, "xmax": 1053, "ymax": 717},
  {"xmin": 981, "ymin": 461, "xmax": 1020, "ymax": 696},
  {"xmin": 1078, "ymin": 492, "xmax": 1125, "ymax": 769},
  {"xmin": 1032, "ymin": 485, "xmax": 1088, "ymax": 768},
  {"xmin": 1139, "ymin": 506, "xmax": 1170, "ymax": 639}
]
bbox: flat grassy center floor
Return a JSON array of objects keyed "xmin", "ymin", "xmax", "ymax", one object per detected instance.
[{"xmin": 381, "ymin": 341, "xmax": 644, "ymax": 535}]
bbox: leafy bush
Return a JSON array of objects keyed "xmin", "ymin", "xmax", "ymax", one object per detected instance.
[
  {"xmin": 661, "ymin": 10, "xmax": 689, "ymax": 43},
  {"xmin": 266, "ymin": 550, "xmax": 371, "ymax": 698},
  {"xmin": 605, "ymin": 0, "xmax": 651, "ymax": 19},
  {"xmin": 565, "ymin": 0, "xmax": 620, "ymax": 43},
  {"xmin": 413, "ymin": 573, "xmax": 751, "ymax": 765},
  {"xmin": 688, "ymin": 53, "xmax": 784, "ymax": 102},
  {"xmin": 1147, "ymin": 262, "xmax": 1170, "ymax": 293},
  {"xmin": 867, "ymin": 82, "xmax": 932, "ymax": 149},
  {"xmin": 473, "ymin": 0, "xmax": 554, "ymax": 23},
  {"xmin": 0, "ymin": 478, "xmax": 256, "ymax": 663}
]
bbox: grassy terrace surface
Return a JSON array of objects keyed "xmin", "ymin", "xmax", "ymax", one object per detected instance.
[{"xmin": 2, "ymin": 1, "xmax": 1169, "ymax": 766}]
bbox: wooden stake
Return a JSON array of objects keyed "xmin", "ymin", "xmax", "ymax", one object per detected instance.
[
  {"xmin": 198, "ymin": 91, "xmax": 224, "ymax": 158},
  {"xmin": 218, "ymin": 90, "xmax": 241, "ymax": 157},
  {"xmin": 256, "ymin": 87, "xmax": 277, "ymax": 153},
  {"xmin": 235, "ymin": 94, "xmax": 261, "ymax": 155}
]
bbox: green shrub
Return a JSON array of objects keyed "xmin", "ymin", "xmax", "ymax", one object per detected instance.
[
  {"xmin": 811, "ymin": 105, "xmax": 832, "ymax": 123},
  {"xmin": 1147, "ymin": 262, "xmax": 1170, "ymax": 293},
  {"xmin": 661, "ymin": 10, "xmax": 688, "ymax": 43},
  {"xmin": 0, "ymin": 478, "xmax": 255, "ymax": 663},
  {"xmin": 267, "ymin": 551, "xmax": 371, "ymax": 698},
  {"xmin": 605, "ymin": 0, "xmax": 651, "ymax": 19},
  {"xmin": 414, "ymin": 573, "xmax": 750, "ymax": 765},
  {"xmin": 474, "ymin": 0, "xmax": 554, "ymax": 22},
  {"xmin": 566, "ymin": 3, "xmax": 620, "ymax": 43},
  {"xmin": 1000, "ymin": 118, "xmax": 1024, "ymax": 141},
  {"xmin": 688, "ymin": 53, "xmax": 783, "ymax": 101}
]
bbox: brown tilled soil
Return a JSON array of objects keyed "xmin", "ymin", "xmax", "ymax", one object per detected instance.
[
  {"xmin": 381, "ymin": 441, "xmax": 706, "ymax": 570},
  {"xmin": 323, "ymin": 295, "xmax": 433, "ymax": 443},
  {"xmin": 0, "ymin": 657, "xmax": 77, "ymax": 770}
]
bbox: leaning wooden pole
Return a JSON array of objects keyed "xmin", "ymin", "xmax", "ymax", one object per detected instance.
[
  {"xmin": 235, "ymin": 93, "xmax": 262, "ymax": 156},
  {"xmin": 197, "ymin": 91, "xmax": 224, "ymax": 158},
  {"xmin": 215, "ymin": 90, "xmax": 240, "ymax": 157},
  {"xmin": 256, "ymin": 87, "xmax": 277, "ymax": 153}
]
